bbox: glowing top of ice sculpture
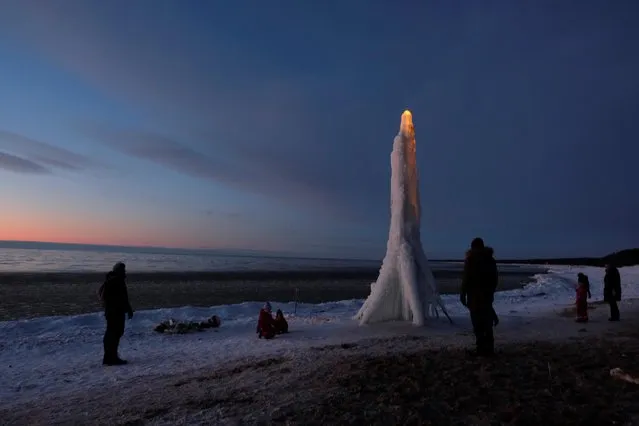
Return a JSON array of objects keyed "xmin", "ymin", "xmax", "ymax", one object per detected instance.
[{"xmin": 400, "ymin": 109, "xmax": 414, "ymax": 136}]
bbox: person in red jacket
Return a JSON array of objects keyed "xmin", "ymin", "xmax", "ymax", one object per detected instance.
[
  {"xmin": 575, "ymin": 273, "xmax": 591, "ymax": 322},
  {"xmin": 257, "ymin": 302, "xmax": 276, "ymax": 339}
]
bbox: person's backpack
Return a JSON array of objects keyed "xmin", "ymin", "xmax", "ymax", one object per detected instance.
[
  {"xmin": 98, "ymin": 272, "xmax": 114, "ymax": 305},
  {"xmin": 97, "ymin": 280, "xmax": 107, "ymax": 305}
]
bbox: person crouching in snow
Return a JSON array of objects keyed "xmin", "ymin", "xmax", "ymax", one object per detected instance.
[
  {"xmin": 274, "ymin": 309, "xmax": 289, "ymax": 334},
  {"xmin": 575, "ymin": 273, "xmax": 592, "ymax": 323},
  {"xmin": 256, "ymin": 302, "xmax": 276, "ymax": 339}
]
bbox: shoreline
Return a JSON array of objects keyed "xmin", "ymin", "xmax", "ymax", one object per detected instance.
[
  {"xmin": 0, "ymin": 264, "xmax": 546, "ymax": 283},
  {"xmin": 0, "ymin": 269, "xmax": 539, "ymax": 321}
]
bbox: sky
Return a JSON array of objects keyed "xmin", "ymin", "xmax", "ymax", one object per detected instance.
[{"xmin": 0, "ymin": 0, "xmax": 637, "ymax": 260}]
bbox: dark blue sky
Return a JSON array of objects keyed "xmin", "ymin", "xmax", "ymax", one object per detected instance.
[{"xmin": 0, "ymin": 0, "xmax": 637, "ymax": 259}]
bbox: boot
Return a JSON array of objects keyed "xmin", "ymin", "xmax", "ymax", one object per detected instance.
[
  {"xmin": 103, "ymin": 340, "xmax": 113, "ymax": 365},
  {"xmin": 483, "ymin": 333, "xmax": 495, "ymax": 357},
  {"xmin": 103, "ymin": 348, "xmax": 128, "ymax": 366},
  {"xmin": 111, "ymin": 337, "xmax": 127, "ymax": 365},
  {"xmin": 480, "ymin": 344, "xmax": 495, "ymax": 357},
  {"xmin": 103, "ymin": 339, "xmax": 128, "ymax": 366},
  {"xmin": 103, "ymin": 344, "xmax": 117, "ymax": 365},
  {"xmin": 466, "ymin": 337, "xmax": 484, "ymax": 358},
  {"xmin": 473, "ymin": 334, "xmax": 495, "ymax": 358},
  {"xmin": 103, "ymin": 357, "xmax": 128, "ymax": 366}
]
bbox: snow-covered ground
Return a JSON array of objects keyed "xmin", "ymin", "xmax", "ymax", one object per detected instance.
[{"xmin": 1, "ymin": 264, "xmax": 637, "ymax": 408}]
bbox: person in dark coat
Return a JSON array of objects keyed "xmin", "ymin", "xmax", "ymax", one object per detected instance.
[
  {"xmin": 102, "ymin": 262, "xmax": 134, "ymax": 365},
  {"xmin": 273, "ymin": 309, "xmax": 289, "ymax": 334},
  {"xmin": 460, "ymin": 237, "xmax": 499, "ymax": 357},
  {"xmin": 604, "ymin": 264, "xmax": 622, "ymax": 321}
]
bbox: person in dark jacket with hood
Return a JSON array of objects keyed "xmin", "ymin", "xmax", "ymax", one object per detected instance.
[
  {"xmin": 102, "ymin": 262, "xmax": 134, "ymax": 365},
  {"xmin": 460, "ymin": 237, "xmax": 499, "ymax": 357},
  {"xmin": 273, "ymin": 309, "xmax": 289, "ymax": 334},
  {"xmin": 604, "ymin": 264, "xmax": 622, "ymax": 321}
]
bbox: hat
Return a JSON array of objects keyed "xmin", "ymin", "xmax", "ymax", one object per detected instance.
[{"xmin": 471, "ymin": 237, "xmax": 485, "ymax": 249}]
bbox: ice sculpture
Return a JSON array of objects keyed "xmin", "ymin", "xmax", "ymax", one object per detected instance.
[{"xmin": 355, "ymin": 110, "xmax": 450, "ymax": 326}]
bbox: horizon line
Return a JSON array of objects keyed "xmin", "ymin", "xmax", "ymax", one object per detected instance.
[
  {"xmin": 0, "ymin": 239, "xmax": 382, "ymax": 263},
  {"xmin": 0, "ymin": 239, "xmax": 629, "ymax": 262}
]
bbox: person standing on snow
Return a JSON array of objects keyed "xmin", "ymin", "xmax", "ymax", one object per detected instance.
[
  {"xmin": 604, "ymin": 264, "xmax": 622, "ymax": 321},
  {"xmin": 460, "ymin": 237, "xmax": 499, "ymax": 357},
  {"xmin": 575, "ymin": 273, "xmax": 591, "ymax": 322},
  {"xmin": 100, "ymin": 262, "xmax": 134, "ymax": 365}
]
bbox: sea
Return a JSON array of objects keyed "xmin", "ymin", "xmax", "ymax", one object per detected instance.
[
  {"xmin": 0, "ymin": 241, "xmax": 475, "ymax": 274},
  {"xmin": 0, "ymin": 241, "xmax": 389, "ymax": 273}
]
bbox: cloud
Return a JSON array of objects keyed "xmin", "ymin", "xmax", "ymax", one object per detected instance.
[
  {"xmin": 93, "ymin": 129, "xmax": 237, "ymax": 183},
  {"xmin": 0, "ymin": 130, "xmax": 101, "ymax": 173},
  {"xmin": 0, "ymin": 2, "xmax": 315, "ymax": 126},
  {"xmin": 86, "ymin": 125, "xmax": 358, "ymax": 218},
  {"xmin": 203, "ymin": 210, "xmax": 242, "ymax": 220},
  {"xmin": 0, "ymin": 152, "xmax": 51, "ymax": 174},
  {"xmin": 0, "ymin": 3, "xmax": 387, "ymax": 222}
]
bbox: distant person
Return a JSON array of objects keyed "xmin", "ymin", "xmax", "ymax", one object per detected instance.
[
  {"xmin": 604, "ymin": 264, "xmax": 622, "ymax": 321},
  {"xmin": 460, "ymin": 237, "xmax": 499, "ymax": 357},
  {"xmin": 274, "ymin": 309, "xmax": 289, "ymax": 334},
  {"xmin": 578, "ymin": 272, "xmax": 592, "ymax": 298},
  {"xmin": 575, "ymin": 273, "xmax": 591, "ymax": 323},
  {"xmin": 256, "ymin": 302, "xmax": 276, "ymax": 339},
  {"xmin": 99, "ymin": 262, "xmax": 134, "ymax": 365}
]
